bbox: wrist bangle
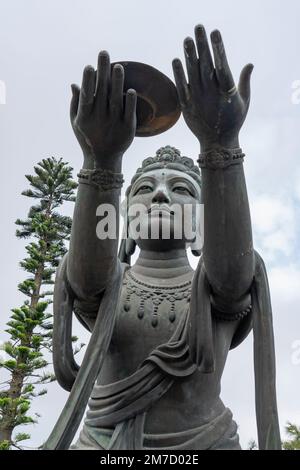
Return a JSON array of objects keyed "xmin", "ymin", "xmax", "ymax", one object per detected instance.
[
  {"xmin": 78, "ymin": 168, "xmax": 124, "ymax": 191},
  {"xmin": 212, "ymin": 304, "xmax": 252, "ymax": 322},
  {"xmin": 197, "ymin": 147, "xmax": 245, "ymax": 170}
]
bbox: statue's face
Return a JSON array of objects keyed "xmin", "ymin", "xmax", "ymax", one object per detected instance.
[{"xmin": 127, "ymin": 168, "xmax": 201, "ymax": 251}]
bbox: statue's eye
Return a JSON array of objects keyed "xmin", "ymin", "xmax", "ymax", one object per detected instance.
[
  {"xmin": 134, "ymin": 185, "xmax": 153, "ymax": 195},
  {"xmin": 173, "ymin": 186, "xmax": 192, "ymax": 195}
]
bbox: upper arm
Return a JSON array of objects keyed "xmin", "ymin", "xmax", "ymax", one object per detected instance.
[
  {"xmin": 73, "ymin": 295, "xmax": 105, "ymax": 332},
  {"xmin": 69, "ymin": 257, "xmax": 127, "ymax": 332}
]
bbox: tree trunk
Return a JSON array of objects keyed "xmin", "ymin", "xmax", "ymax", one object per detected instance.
[
  {"xmin": 0, "ymin": 369, "xmax": 24, "ymax": 446},
  {"xmin": 0, "ymin": 212, "xmax": 49, "ymax": 448}
]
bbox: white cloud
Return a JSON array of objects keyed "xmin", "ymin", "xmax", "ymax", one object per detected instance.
[
  {"xmin": 251, "ymin": 196, "xmax": 294, "ymax": 234},
  {"xmin": 296, "ymin": 169, "xmax": 300, "ymax": 201},
  {"xmin": 1, "ymin": 0, "xmax": 300, "ymax": 451},
  {"xmin": 263, "ymin": 231, "xmax": 293, "ymax": 257},
  {"xmin": 250, "ymin": 194, "xmax": 297, "ymax": 262},
  {"xmin": 269, "ymin": 265, "xmax": 300, "ymax": 302}
]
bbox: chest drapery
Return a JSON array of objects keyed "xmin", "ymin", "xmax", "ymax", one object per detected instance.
[{"xmin": 44, "ymin": 252, "xmax": 280, "ymax": 450}]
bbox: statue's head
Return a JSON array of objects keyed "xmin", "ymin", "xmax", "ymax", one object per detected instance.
[{"xmin": 122, "ymin": 146, "xmax": 202, "ymax": 259}]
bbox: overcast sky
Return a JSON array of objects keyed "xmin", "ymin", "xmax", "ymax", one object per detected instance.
[{"xmin": 0, "ymin": 0, "xmax": 300, "ymax": 450}]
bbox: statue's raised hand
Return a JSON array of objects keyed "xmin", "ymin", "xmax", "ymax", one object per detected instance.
[
  {"xmin": 172, "ymin": 25, "xmax": 253, "ymax": 151},
  {"xmin": 70, "ymin": 51, "xmax": 137, "ymax": 168}
]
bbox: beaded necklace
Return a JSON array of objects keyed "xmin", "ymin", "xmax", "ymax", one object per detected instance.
[{"xmin": 122, "ymin": 270, "xmax": 192, "ymax": 327}]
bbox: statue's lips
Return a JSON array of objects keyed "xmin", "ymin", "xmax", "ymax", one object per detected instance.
[{"xmin": 147, "ymin": 206, "xmax": 175, "ymax": 216}]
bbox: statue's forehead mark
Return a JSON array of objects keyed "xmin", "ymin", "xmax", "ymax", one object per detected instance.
[{"xmin": 130, "ymin": 169, "xmax": 201, "ymax": 197}]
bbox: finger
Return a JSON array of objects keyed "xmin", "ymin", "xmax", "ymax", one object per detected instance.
[
  {"xmin": 110, "ymin": 64, "xmax": 124, "ymax": 118},
  {"xmin": 78, "ymin": 65, "xmax": 96, "ymax": 117},
  {"xmin": 172, "ymin": 58, "xmax": 189, "ymax": 107},
  {"xmin": 124, "ymin": 88, "xmax": 137, "ymax": 125},
  {"xmin": 210, "ymin": 30, "xmax": 235, "ymax": 93},
  {"xmin": 70, "ymin": 84, "xmax": 80, "ymax": 122},
  {"xmin": 95, "ymin": 50, "xmax": 110, "ymax": 114},
  {"xmin": 184, "ymin": 37, "xmax": 201, "ymax": 92},
  {"xmin": 238, "ymin": 63, "xmax": 254, "ymax": 104},
  {"xmin": 194, "ymin": 24, "xmax": 214, "ymax": 85}
]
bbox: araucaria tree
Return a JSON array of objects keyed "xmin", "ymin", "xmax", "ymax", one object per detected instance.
[
  {"xmin": 0, "ymin": 158, "xmax": 77, "ymax": 450},
  {"xmin": 282, "ymin": 423, "xmax": 300, "ymax": 450}
]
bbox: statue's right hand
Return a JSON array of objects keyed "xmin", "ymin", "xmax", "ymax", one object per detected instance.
[{"xmin": 70, "ymin": 51, "xmax": 137, "ymax": 167}]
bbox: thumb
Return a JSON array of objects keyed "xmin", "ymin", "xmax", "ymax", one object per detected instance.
[
  {"xmin": 70, "ymin": 84, "xmax": 80, "ymax": 122},
  {"xmin": 238, "ymin": 63, "xmax": 254, "ymax": 103}
]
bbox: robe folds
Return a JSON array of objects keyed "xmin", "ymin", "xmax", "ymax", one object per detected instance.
[{"xmin": 43, "ymin": 252, "xmax": 281, "ymax": 450}]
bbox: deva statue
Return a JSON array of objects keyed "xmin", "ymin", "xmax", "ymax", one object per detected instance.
[{"xmin": 44, "ymin": 25, "xmax": 281, "ymax": 450}]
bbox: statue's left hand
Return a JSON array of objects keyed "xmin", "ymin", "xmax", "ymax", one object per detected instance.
[{"xmin": 172, "ymin": 25, "xmax": 254, "ymax": 151}]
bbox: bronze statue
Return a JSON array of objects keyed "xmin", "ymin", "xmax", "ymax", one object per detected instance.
[{"xmin": 44, "ymin": 25, "xmax": 281, "ymax": 450}]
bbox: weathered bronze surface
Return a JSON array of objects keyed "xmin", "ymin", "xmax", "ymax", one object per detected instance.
[
  {"xmin": 44, "ymin": 25, "xmax": 281, "ymax": 451},
  {"xmin": 111, "ymin": 61, "xmax": 181, "ymax": 137}
]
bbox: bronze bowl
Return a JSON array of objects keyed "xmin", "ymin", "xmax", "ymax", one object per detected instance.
[{"xmin": 112, "ymin": 61, "xmax": 181, "ymax": 137}]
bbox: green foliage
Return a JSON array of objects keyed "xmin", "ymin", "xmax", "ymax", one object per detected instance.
[
  {"xmin": 0, "ymin": 157, "xmax": 77, "ymax": 450},
  {"xmin": 282, "ymin": 422, "xmax": 300, "ymax": 450},
  {"xmin": 15, "ymin": 433, "xmax": 31, "ymax": 443},
  {"xmin": 0, "ymin": 441, "xmax": 10, "ymax": 450},
  {"xmin": 248, "ymin": 422, "xmax": 300, "ymax": 450},
  {"xmin": 247, "ymin": 439, "xmax": 257, "ymax": 450}
]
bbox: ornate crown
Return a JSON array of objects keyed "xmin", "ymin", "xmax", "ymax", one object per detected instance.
[{"xmin": 127, "ymin": 146, "xmax": 201, "ymax": 194}]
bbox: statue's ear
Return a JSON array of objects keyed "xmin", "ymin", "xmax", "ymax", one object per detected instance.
[
  {"xmin": 125, "ymin": 237, "xmax": 136, "ymax": 257},
  {"xmin": 189, "ymin": 205, "xmax": 203, "ymax": 257},
  {"xmin": 189, "ymin": 235, "xmax": 203, "ymax": 257},
  {"xmin": 120, "ymin": 196, "xmax": 136, "ymax": 259},
  {"xmin": 120, "ymin": 198, "xmax": 127, "ymax": 218},
  {"xmin": 118, "ymin": 238, "xmax": 135, "ymax": 265},
  {"xmin": 191, "ymin": 248, "xmax": 202, "ymax": 257}
]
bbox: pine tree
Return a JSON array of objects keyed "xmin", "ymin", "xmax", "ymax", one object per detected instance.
[
  {"xmin": 247, "ymin": 439, "xmax": 257, "ymax": 450},
  {"xmin": 0, "ymin": 157, "xmax": 78, "ymax": 450},
  {"xmin": 282, "ymin": 423, "xmax": 300, "ymax": 450}
]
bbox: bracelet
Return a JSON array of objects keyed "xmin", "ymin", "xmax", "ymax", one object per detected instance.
[
  {"xmin": 78, "ymin": 168, "xmax": 124, "ymax": 191},
  {"xmin": 197, "ymin": 147, "xmax": 245, "ymax": 170},
  {"xmin": 212, "ymin": 304, "xmax": 252, "ymax": 322}
]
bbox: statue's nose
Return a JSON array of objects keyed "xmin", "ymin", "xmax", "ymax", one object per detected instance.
[{"xmin": 152, "ymin": 189, "xmax": 170, "ymax": 204}]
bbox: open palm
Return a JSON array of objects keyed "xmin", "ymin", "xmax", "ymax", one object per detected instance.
[{"xmin": 172, "ymin": 25, "xmax": 253, "ymax": 151}]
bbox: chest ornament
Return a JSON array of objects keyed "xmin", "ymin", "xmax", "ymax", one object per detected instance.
[{"xmin": 123, "ymin": 270, "xmax": 192, "ymax": 327}]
